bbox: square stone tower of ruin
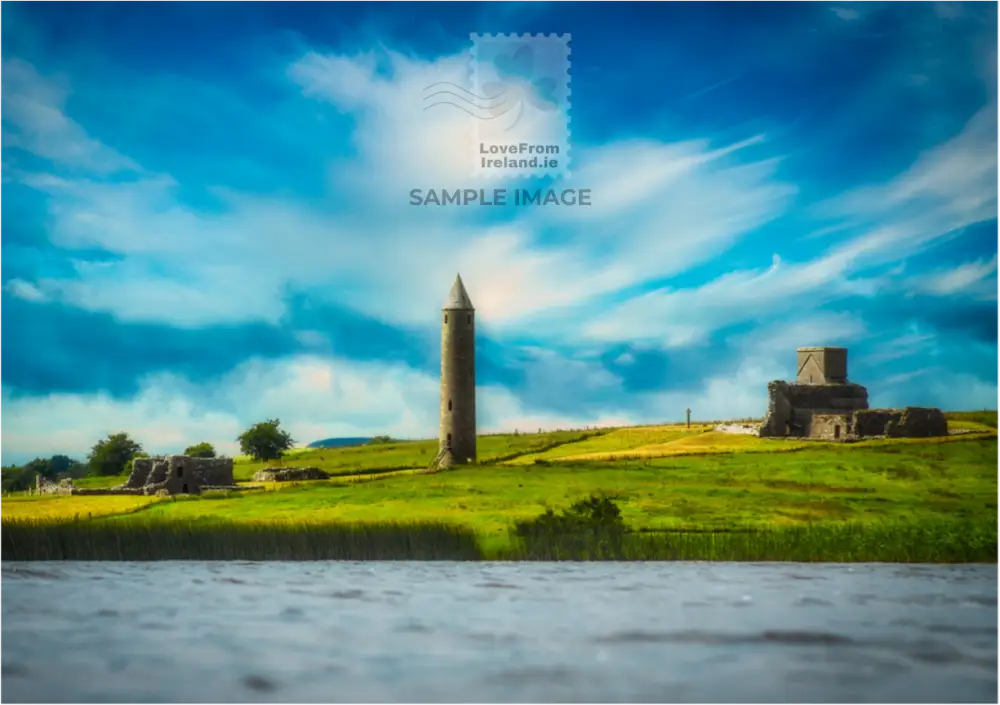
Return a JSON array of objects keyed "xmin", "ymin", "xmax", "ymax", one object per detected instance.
[
  {"xmin": 759, "ymin": 346, "xmax": 869, "ymax": 439},
  {"xmin": 796, "ymin": 347, "xmax": 848, "ymax": 384},
  {"xmin": 439, "ymin": 274, "xmax": 477, "ymax": 467}
]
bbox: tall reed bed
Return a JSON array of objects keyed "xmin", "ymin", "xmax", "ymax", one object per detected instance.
[
  {"xmin": 500, "ymin": 518, "xmax": 998, "ymax": 563},
  {"xmin": 3, "ymin": 511, "xmax": 995, "ymax": 563},
  {"xmin": 2, "ymin": 517, "xmax": 482, "ymax": 561},
  {"xmin": 496, "ymin": 494, "xmax": 997, "ymax": 562}
]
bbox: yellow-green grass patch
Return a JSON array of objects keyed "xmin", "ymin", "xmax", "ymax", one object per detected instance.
[
  {"xmin": 2, "ymin": 494, "xmax": 162, "ymax": 521},
  {"xmin": 508, "ymin": 424, "xmax": 713, "ymax": 464}
]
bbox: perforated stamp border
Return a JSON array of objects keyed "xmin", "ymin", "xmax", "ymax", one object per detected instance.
[{"xmin": 469, "ymin": 33, "xmax": 572, "ymax": 179}]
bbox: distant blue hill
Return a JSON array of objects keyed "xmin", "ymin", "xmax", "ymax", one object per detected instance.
[{"xmin": 307, "ymin": 437, "xmax": 371, "ymax": 449}]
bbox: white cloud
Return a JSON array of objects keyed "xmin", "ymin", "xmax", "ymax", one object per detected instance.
[
  {"xmin": 4, "ymin": 279, "xmax": 47, "ymax": 303},
  {"xmin": 911, "ymin": 255, "xmax": 998, "ymax": 299},
  {"xmin": 1, "ymin": 59, "xmax": 139, "ymax": 174},
  {"xmin": 579, "ymin": 248, "xmax": 873, "ymax": 346},
  {"xmin": 737, "ymin": 313, "xmax": 869, "ymax": 359},
  {"xmin": 830, "ymin": 7, "xmax": 862, "ymax": 21},
  {"xmin": 859, "ymin": 332, "xmax": 937, "ymax": 365},
  {"xmin": 870, "ymin": 367, "xmax": 998, "ymax": 410}
]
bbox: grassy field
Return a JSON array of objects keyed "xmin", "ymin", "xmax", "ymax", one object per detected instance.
[
  {"xmin": 229, "ymin": 429, "xmax": 609, "ymax": 481},
  {"xmin": 3, "ymin": 417, "xmax": 996, "ymax": 561},
  {"xmin": 944, "ymin": 410, "xmax": 999, "ymax": 430}
]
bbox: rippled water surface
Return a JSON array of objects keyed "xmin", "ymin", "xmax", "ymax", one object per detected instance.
[{"xmin": 2, "ymin": 561, "xmax": 996, "ymax": 703}]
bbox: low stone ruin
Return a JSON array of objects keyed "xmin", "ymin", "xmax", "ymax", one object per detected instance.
[
  {"xmin": 35, "ymin": 476, "xmax": 77, "ymax": 495},
  {"xmin": 251, "ymin": 467, "xmax": 330, "ymax": 482},
  {"xmin": 36, "ymin": 455, "xmax": 237, "ymax": 496},
  {"xmin": 758, "ymin": 346, "xmax": 949, "ymax": 442},
  {"xmin": 119, "ymin": 455, "xmax": 236, "ymax": 495}
]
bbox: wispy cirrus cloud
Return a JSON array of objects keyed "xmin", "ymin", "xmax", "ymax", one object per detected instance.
[{"xmin": 1, "ymin": 58, "xmax": 139, "ymax": 174}]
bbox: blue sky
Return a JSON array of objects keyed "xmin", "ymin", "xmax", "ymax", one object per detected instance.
[{"xmin": 2, "ymin": 1, "xmax": 997, "ymax": 464}]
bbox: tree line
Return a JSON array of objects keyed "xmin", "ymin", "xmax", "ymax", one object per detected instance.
[{"xmin": 1, "ymin": 419, "xmax": 296, "ymax": 493}]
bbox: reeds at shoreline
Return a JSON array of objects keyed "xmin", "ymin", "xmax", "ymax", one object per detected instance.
[
  {"xmin": 2, "ymin": 515, "xmax": 995, "ymax": 563},
  {"xmin": 501, "ymin": 519, "xmax": 998, "ymax": 563},
  {"xmin": 1, "ymin": 518, "xmax": 482, "ymax": 561}
]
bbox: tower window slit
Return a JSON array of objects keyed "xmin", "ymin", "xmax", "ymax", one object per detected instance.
[
  {"xmin": 444, "ymin": 314, "xmax": 448, "ymax": 324},
  {"xmin": 467, "ymin": 315, "xmax": 471, "ymax": 323},
  {"xmin": 448, "ymin": 399, "xmax": 452, "ymax": 411}
]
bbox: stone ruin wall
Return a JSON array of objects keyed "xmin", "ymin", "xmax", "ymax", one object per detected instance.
[
  {"xmin": 35, "ymin": 477, "xmax": 75, "ymax": 495},
  {"xmin": 806, "ymin": 413, "xmax": 854, "ymax": 441},
  {"xmin": 122, "ymin": 455, "xmax": 235, "ymax": 495},
  {"xmin": 35, "ymin": 455, "xmax": 235, "ymax": 497},
  {"xmin": 854, "ymin": 407, "xmax": 949, "ymax": 439},
  {"xmin": 759, "ymin": 379, "xmax": 948, "ymax": 442},
  {"xmin": 759, "ymin": 380, "xmax": 869, "ymax": 438}
]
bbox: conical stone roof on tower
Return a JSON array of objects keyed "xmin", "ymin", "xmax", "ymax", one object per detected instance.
[{"xmin": 443, "ymin": 274, "xmax": 474, "ymax": 310}]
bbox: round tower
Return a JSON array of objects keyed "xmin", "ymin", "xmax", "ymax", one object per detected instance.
[{"xmin": 440, "ymin": 274, "xmax": 476, "ymax": 466}]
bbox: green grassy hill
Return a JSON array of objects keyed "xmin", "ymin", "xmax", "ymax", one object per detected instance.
[{"xmin": 4, "ymin": 415, "xmax": 996, "ymax": 561}]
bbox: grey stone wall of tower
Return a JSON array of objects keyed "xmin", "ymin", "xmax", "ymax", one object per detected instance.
[{"xmin": 439, "ymin": 274, "xmax": 477, "ymax": 466}]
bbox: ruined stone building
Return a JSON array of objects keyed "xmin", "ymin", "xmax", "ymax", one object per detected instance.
[
  {"xmin": 439, "ymin": 274, "xmax": 477, "ymax": 467},
  {"xmin": 759, "ymin": 346, "xmax": 948, "ymax": 441},
  {"xmin": 121, "ymin": 455, "xmax": 235, "ymax": 495},
  {"xmin": 36, "ymin": 455, "xmax": 236, "ymax": 496}
]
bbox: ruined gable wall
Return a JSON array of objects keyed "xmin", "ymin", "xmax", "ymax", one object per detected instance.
[
  {"xmin": 121, "ymin": 458, "xmax": 153, "ymax": 489},
  {"xmin": 853, "ymin": 409, "xmax": 901, "ymax": 437},
  {"xmin": 895, "ymin": 407, "xmax": 948, "ymax": 438},
  {"xmin": 188, "ymin": 457, "xmax": 234, "ymax": 485}
]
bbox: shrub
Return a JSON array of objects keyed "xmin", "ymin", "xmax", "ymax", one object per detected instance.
[{"xmin": 511, "ymin": 494, "xmax": 626, "ymax": 559}]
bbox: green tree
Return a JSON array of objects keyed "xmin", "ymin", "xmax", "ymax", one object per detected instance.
[
  {"xmin": 47, "ymin": 455, "xmax": 83, "ymax": 477},
  {"xmin": 88, "ymin": 432, "xmax": 143, "ymax": 476},
  {"xmin": 183, "ymin": 442, "xmax": 217, "ymax": 458},
  {"xmin": 237, "ymin": 419, "xmax": 295, "ymax": 462},
  {"xmin": 31, "ymin": 455, "xmax": 86, "ymax": 480},
  {"xmin": 1, "ymin": 464, "xmax": 37, "ymax": 493},
  {"xmin": 22, "ymin": 458, "xmax": 57, "ymax": 482}
]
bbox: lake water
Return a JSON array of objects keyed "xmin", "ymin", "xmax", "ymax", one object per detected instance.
[{"xmin": 2, "ymin": 562, "xmax": 996, "ymax": 703}]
